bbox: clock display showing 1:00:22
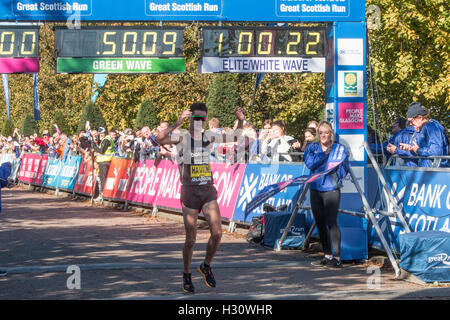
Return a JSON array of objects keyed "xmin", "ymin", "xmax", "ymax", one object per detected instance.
[{"xmin": 202, "ymin": 27, "xmax": 326, "ymax": 57}]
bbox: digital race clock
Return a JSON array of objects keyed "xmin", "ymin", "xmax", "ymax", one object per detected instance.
[
  {"xmin": 201, "ymin": 26, "xmax": 325, "ymax": 57},
  {"xmin": 199, "ymin": 26, "xmax": 326, "ymax": 74},
  {"xmin": 0, "ymin": 26, "xmax": 39, "ymax": 57},
  {"xmin": 0, "ymin": 26, "xmax": 40, "ymax": 73},
  {"xmin": 55, "ymin": 26, "xmax": 185, "ymax": 74}
]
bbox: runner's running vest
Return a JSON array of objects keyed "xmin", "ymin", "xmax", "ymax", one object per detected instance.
[{"xmin": 178, "ymin": 133, "xmax": 213, "ymax": 186}]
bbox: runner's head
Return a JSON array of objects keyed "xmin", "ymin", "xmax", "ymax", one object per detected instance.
[{"xmin": 189, "ymin": 102, "xmax": 208, "ymax": 131}]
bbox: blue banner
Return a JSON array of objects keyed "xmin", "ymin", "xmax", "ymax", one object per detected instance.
[
  {"xmin": 43, "ymin": 157, "xmax": 62, "ymax": 188},
  {"xmin": 42, "ymin": 156, "xmax": 82, "ymax": 190},
  {"xmin": 3, "ymin": 0, "xmax": 365, "ymax": 22},
  {"xmin": 33, "ymin": 73, "xmax": 40, "ymax": 121},
  {"xmin": 246, "ymin": 143, "xmax": 348, "ymax": 214},
  {"xmin": 255, "ymin": 73, "xmax": 264, "ymax": 89},
  {"xmin": 263, "ymin": 211, "xmax": 306, "ymax": 249},
  {"xmin": 90, "ymin": 74, "xmax": 108, "ymax": 103},
  {"xmin": 2, "ymin": 74, "xmax": 9, "ymax": 120},
  {"xmin": 368, "ymin": 167, "xmax": 450, "ymax": 252},
  {"xmin": 56, "ymin": 155, "xmax": 82, "ymax": 190},
  {"xmin": 233, "ymin": 161, "xmax": 367, "ymax": 260},
  {"xmin": 399, "ymin": 231, "xmax": 450, "ymax": 283},
  {"xmin": 232, "ymin": 163, "xmax": 309, "ymax": 223}
]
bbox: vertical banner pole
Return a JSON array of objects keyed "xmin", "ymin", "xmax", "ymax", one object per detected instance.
[{"xmin": 2, "ymin": 74, "xmax": 10, "ymax": 120}]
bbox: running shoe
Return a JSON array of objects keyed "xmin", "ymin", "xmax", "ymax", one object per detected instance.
[
  {"xmin": 183, "ymin": 273, "xmax": 195, "ymax": 293},
  {"xmin": 198, "ymin": 263, "xmax": 216, "ymax": 288},
  {"xmin": 0, "ymin": 270, "xmax": 7, "ymax": 277},
  {"xmin": 311, "ymin": 257, "xmax": 331, "ymax": 267},
  {"xmin": 324, "ymin": 258, "xmax": 343, "ymax": 269},
  {"xmin": 94, "ymin": 196, "xmax": 103, "ymax": 203}
]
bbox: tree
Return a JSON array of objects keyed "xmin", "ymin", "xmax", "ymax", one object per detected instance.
[
  {"xmin": 1, "ymin": 119, "xmax": 15, "ymax": 137},
  {"xmin": 366, "ymin": 0, "xmax": 449, "ymax": 136},
  {"xmin": 52, "ymin": 110, "xmax": 72, "ymax": 135},
  {"xmin": 20, "ymin": 114, "xmax": 37, "ymax": 136},
  {"xmin": 206, "ymin": 74, "xmax": 243, "ymax": 128},
  {"xmin": 135, "ymin": 99, "xmax": 159, "ymax": 129},
  {"xmin": 77, "ymin": 102, "xmax": 107, "ymax": 133}
]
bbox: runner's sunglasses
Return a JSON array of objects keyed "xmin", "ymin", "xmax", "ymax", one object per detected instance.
[{"xmin": 191, "ymin": 115, "xmax": 207, "ymax": 121}]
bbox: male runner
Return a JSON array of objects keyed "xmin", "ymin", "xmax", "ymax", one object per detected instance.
[{"xmin": 156, "ymin": 102, "xmax": 245, "ymax": 293}]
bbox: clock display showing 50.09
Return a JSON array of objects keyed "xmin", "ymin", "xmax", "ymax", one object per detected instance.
[
  {"xmin": 55, "ymin": 27, "xmax": 183, "ymax": 58},
  {"xmin": 201, "ymin": 26, "xmax": 326, "ymax": 57}
]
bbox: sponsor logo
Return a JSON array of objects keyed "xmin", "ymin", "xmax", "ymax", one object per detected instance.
[
  {"xmin": 428, "ymin": 253, "xmax": 450, "ymax": 266},
  {"xmin": 343, "ymin": 71, "xmax": 358, "ymax": 96},
  {"xmin": 280, "ymin": 226, "xmax": 304, "ymax": 237},
  {"xmin": 338, "ymin": 49, "xmax": 362, "ymax": 55}
]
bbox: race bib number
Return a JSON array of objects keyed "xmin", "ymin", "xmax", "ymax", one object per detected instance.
[{"xmin": 190, "ymin": 164, "xmax": 212, "ymax": 178}]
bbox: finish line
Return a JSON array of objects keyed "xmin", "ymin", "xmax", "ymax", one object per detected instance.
[{"xmin": 0, "ymin": 260, "xmax": 315, "ymax": 275}]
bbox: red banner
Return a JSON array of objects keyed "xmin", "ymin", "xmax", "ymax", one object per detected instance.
[
  {"xmin": 102, "ymin": 157, "xmax": 134, "ymax": 201},
  {"xmin": 18, "ymin": 153, "xmax": 48, "ymax": 185},
  {"xmin": 74, "ymin": 159, "xmax": 96, "ymax": 196}
]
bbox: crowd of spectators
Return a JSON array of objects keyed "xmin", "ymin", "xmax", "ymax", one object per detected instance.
[
  {"xmin": 369, "ymin": 102, "xmax": 449, "ymax": 168},
  {"xmin": 0, "ymin": 118, "xmax": 314, "ymax": 165},
  {"xmin": 0, "ymin": 101, "xmax": 447, "ymax": 168}
]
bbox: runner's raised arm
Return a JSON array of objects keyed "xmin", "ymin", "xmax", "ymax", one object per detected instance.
[{"xmin": 156, "ymin": 109, "xmax": 191, "ymax": 146}]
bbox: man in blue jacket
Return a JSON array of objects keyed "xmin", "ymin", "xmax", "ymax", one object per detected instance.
[
  {"xmin": 386, "ymin": 124, "xmax": 418, "ymax": 167},
  {"xmin": 400, "ymin": 102, "xmax": 449, "ymax": 167},
  {"xmin": 0, "ymin": 161, "xmax": 12, "ymax": 277}
]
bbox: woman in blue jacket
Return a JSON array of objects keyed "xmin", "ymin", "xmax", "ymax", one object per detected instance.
[{"xmin": 303, "ymin": 121, "xmax": 349, "ymax": 268}]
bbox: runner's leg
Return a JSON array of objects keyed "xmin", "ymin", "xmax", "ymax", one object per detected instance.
[
  {"xmin": 202, "ymin": 200, "xmax": 222, "ymax": 265},
  {"xmin": 182, "ymin": 204, "xmax": 199, "ymax": 274}
]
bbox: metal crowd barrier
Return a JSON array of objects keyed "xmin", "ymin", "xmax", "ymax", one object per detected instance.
[
  {"xmin": 276, "ymin": 142, "xmax": 420, "ymax": 278},
  {"xmin": 386, "ymin": 154, "xmax": 450, "ymax": 168}
]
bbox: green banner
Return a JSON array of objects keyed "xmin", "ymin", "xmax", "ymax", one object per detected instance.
[{"xmin": 57, "ymin": 57, "xmax": 185, "ymax": 74}]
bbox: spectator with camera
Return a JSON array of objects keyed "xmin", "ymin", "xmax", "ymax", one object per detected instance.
[{"xmin": 261, "ymin": 120, "xmax": 301, "ymax": 162}]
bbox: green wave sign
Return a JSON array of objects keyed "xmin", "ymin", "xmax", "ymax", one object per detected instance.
[{"xmin": 57, "ymin": 57, "xmax": 185, "ymax": 74}]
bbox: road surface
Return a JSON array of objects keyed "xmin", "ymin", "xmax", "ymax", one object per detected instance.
[{"xmin": 0, "ymin": 186, "xmax": 448, "ymax": 300}]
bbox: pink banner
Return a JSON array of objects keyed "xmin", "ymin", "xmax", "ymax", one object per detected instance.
[
  {"xmin": 0, "ymin": 58, "xmax": 40, "ymax": 73},
  {"xmin": 211, "ymin": 162, "xmax": 247, "ymax": 220},
  {"xmin": 127, "ymin": 159, "xmax": 246, "ymax": 220},
  {"xmin": 154, "ymin": 160, "xmax": 183, "ymax": 210},
  {"xmin": 338, "ymin": 102, "xmax": 364, "ymax": 129},
  {"xmin": 126, "ymin": 160, "xmax": 161, "ymax": 205},
  {"xmin": 18, "ymin": 153, "xmax": 48, "ymax": 185}
]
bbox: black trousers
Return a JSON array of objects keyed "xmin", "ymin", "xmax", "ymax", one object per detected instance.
[
  {"xmin": 98, "ymin": 161, "xmax": 111, "ymax": 195},
  {"xmin": 310, "ymin": 189, "xmax": 341, "ymax": 258}
]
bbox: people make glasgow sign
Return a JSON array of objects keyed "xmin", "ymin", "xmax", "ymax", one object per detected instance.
[{"xmin": 3, "ymin": 0, "xmax": 365, "ymax": 22}]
